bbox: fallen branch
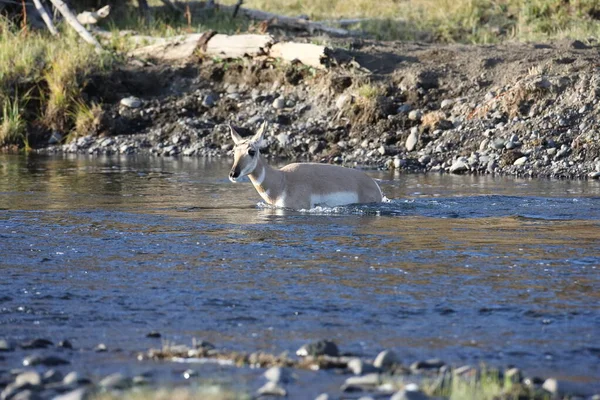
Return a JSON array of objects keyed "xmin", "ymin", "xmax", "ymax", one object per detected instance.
[
  {"xmin": 32, "ymin": 0, "xmax": 58, "ymax": 35},
  {"xmin": 48, "ymin": 0, "xmax": 103, "ymax": 51},
  {"xmin": 220, "ymin": 5, "xmax": 352, "ymax": 37}
]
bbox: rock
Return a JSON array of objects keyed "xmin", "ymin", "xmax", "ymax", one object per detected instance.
[
  {"xmin": 132, "ymin": 376, "xmax": 149, "ymax": 386},
  {"xmin": 373, "ymin": 349, "xmax": 401, "ymax": 369},
  {"xmin": 146, "ymin": 331, "xmax": 161, "ymax": 338},
  {"xmin": 257, "ymin": 381, "xmax": 287, "ymax": 396},
  {"xmin": 393, "ymin": 157, "xmax": 404, "ymax": 169},
  {"xmin": 11, "ymin": 389, "xmax": 41, "ymax": 400},
  {"xmin": 120, "ymin": 96, "xmax": 142, "ymax": 108},
  {"xmin": 264, "ymin": 367, "xmax": 292, "ymax": 384},
  {"xmin": 343, "ymin": 373, "xmax": 380, "ymax": 388},
  {"xmin": 193, "ymin": 340, "xmax": 215, "ymax": 350},
  {"xmin": 571, "ymin": 40, "xmax": 590, "ymax": 49},
  {"xmin": 440, "ymin": 99, "xmax": 454, "ymax": 109},
  {"xmin": 410, "ymin": 359, "xmax": 445, "ymax": 371},
  {"xmin": 15, "ymin": 371, "xmax": 42, "ymax": 387},
  {"xmin": 94, "ymin": 343, "xmax": 107, "ymax": 352},
  {"xmin": 405, "ymin": 129, "xmax": 418, "ymax": 152},
  {"xmin": 23, "ymin": 355, "xmax": 69, "ymax": 367},
  {"xmin": 296, "ymin": 340, "xmax": 339, "ymax": 357},
  {"xmin": 418, "ymin": 155, "xmax": 431, "ymax": 165},
  {"xmin": 347, "ymin": 358, "xmax": 379, "ymax": 375},
  {"xmin": 63, "ymin": 371, "xmax": 91, "ymax": 385},
  {"xmin": 48, "ymin": 131, "xmax": 63, "ymax": 145},
  {"xmin": 272, "ymin": 97, "xmax": 285, "ymax": 110},
  {"xmin": 390, "ymin": 385, "xmax": 431, "ymax": 400},
  {"xmin": 408, "ymin": 110, "xmax": 422, "ymax": 121},
  {"xmin": 397, "ymin": 104, "xmax": 412, "ymax": 114},
  {"xmin": 449, "ymin": 160, "xmax": 469, "ymax": 174},
  {"xmin": 0, "ymin": 339, "xmax": 15, "ymax": 351},
  {"xmin": 314, "ymin": 394, "xmax": 330, "ymax": 400},
  {"xmin": 99, "ymin": 373, "xmax": 130, "ymax": 390},
  {"xmin": 202, "ymin": 93, "xmax": 216, "ymax": 108},
  {"xmin": 335, "ymin": 94, "xmax": 352, "ymax": 110},
  {"xmin": 542, "ymin": 378, "xmax": 586, "ymax": 397},
  {"xmin": 588, "ymin": 171, "xmax": 600, "ymax": 179},
  {"xmin": 513, "ymin": 156, "xmax": 528, "ymax": 166},
  {"xmin": 53, "ymin": 388, "xmax": 88, "ymax": 400}
]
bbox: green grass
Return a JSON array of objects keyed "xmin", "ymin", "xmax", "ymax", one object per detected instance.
[{"xmin": 0, "ymin": 91, "xmax": 27, "ymax": 146}]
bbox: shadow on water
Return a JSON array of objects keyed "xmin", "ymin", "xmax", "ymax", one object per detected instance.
[{"xmin": 1, "ymin": 153, "xmax": 600, "ymax": 395}]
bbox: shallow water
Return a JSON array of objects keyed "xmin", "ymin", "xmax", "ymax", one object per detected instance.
[{"xmin": 1, "ymin": 154, "xmax": 599, "ymax": 396}]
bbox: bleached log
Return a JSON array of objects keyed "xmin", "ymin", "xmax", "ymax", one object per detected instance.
[
  {"xmin": 48, "ymin": 0, "xmax": 103, "ymax": 51},
  {"xmin": 129, "ymin": 33, "xmax": 203, "ymax": 61},
  {"xmin": 270, "ymin": 42, "xmax": 328, "ymax": 70},
  {"xmin": 221, "ymin": 5, "xmax": 351, "ymax": 37},
  {"xmin": 202, "ymin": 33, "xmax": 274, "ymax": 58},
  {"xmin": 77, "ymin": 5, "xmax": 110, "ymax": 26},
  {"xmin": 32, "ymin": 0, "xmax": 58, "ymax": 35}
]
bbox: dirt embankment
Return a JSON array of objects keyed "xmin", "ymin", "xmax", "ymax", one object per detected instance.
[{"xmin": 41, "ymin": 37, "xmax": 600, "ymax": 179}]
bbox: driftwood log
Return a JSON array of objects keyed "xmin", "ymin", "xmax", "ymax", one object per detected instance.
[
  {"xmin": 128, "ymin": 32, "xmax": 340, "ymax": 70},
  {"xmin": 32, "ymin": 0, "xmax": 58, "ymax": 35}
]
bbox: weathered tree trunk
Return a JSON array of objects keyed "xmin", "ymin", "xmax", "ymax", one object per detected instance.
[
  {"xmin": 32, "ymin": 0, "xmax": 59, "ymax": 35},
  {"xmin": 47, "ymin": 0, "xmax": 103, "ymax": 51}
]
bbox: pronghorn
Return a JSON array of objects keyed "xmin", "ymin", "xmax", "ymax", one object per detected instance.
[{"xmin": 228, "ymin": 122, "xmax": 383, "ymax": 209}]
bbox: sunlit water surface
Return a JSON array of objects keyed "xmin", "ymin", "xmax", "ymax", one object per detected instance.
[{"xmin": 1, "ymin": 154, "xmax": 599, "ymax": 397}]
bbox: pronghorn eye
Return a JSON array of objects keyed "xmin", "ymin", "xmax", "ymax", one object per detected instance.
[{"xmin": 248, "ymin": 149, "xmax": 256, "ymax": 157}]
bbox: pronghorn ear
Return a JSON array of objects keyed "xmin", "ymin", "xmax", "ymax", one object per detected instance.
[
  {"xmin": 251, "ymin": 121, "xmax": 268, "ymax": 148},
  {"xmin": 229, "ymin": 125, "xmax": 243, "ymax": 145}
]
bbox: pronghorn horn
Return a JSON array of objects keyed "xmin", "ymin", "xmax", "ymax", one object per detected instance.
[{"xmin": 229, "ymin": 124, "xmax": 243, "ymax": 145}]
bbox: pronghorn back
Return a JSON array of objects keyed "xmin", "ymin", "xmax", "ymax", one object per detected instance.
[{"xmin": 278, "ymin": 163, "xmax": 382, "ymax": 209}]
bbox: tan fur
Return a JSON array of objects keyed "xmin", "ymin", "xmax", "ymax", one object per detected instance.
[{"xmin": 229, "ymin": 123, "xmax": 382, "ymax": 209}]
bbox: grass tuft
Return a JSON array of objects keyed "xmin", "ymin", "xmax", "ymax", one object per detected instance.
[{"xmin": 1, "ymin": 91, "xmax": 27, "ymax": 146}]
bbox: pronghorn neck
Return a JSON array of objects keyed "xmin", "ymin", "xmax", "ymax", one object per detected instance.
[{"xmin": 248, "ymin": 155, "xmax": 284, "ymax": 204}]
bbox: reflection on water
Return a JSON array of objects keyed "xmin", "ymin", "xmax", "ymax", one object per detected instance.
[{"xmin": 1, "ymin": 154, "xmax": 599, "ymax": 393}]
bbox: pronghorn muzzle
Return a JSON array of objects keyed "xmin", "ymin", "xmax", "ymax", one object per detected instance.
[{"xmin": 229, "ymin": 166, "xmax": 240, "ymax": 181}]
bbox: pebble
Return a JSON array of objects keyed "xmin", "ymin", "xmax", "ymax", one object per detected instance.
[
  {"xmin": 397, "ymin": 104, "xmax": 412, "ymax": 114},
  {"xmin": 95, "ymin": 343, "xmax": 107, "ymax": 352},
  {"xmin": 63, "ymin": 371, "xmax": 91, "ymax": 385},
  {"xmin": 296, "ymin": 340, "xmax": 339, "ymax": 357},
  {"xmin": 257, "ymin": 381, "xmax": 287, "ymax": 396},
  {"xmin": 405, "ymin": 129, "xmax": 418, "ymax": 152},
  {"xmin": 146, "ymin": 331, "xmax": 161, "ymax": 338},
  {"xmin": 99, "ymin": 373, "xmax": 130, "ymax": 390},
  {"xmin": 408, "ymin": 110, "xmax": 422, "ymax": 121},
  {"xmin": 390, "ymin": 386, "xmax": 431, "ymax": 400},
  {"xmin": 343, "ymin": 373, "xmax": 380, "ymax": 388},
  {"xmin": 347, "ymin": 358, "xmax": 379, "ymax": 375},
  {"xmin": 0, "ymin": 339, "xmax": 14, "ymax": 351},
  {"xmin": 440, "ymin": 99, "xmax": 454, "ymax": 109},
  {"xmin": 11, "ymin": 389, "xmax": 40, "ymax": 400},
  {"xmin": 272, "ymin": 97, "xmax": 286, "ymax": 110},
  {"xmin": 263, "ymin": 366, "xmax": 292, "ymax": 384},
  {"xmin": 183, "ymin": 369, "xmax": 197, "ymax": 379},
  {"xmin": 588, "ymin": 171, "xmax": 600, "ymax": 179},
  {"xmin": 53, "ymin": 388, "xmax": 88, "ymax": 400},
  {"xmin": 373, "ymin": 349, "xmax": 401, "ymax": 369},
  {"xmin": 120, "ymin": 96, "xmax": 142, "ymax": 108},
  {"xmin": 314, "ymin": 394, "xmax": 330, "ymax": 400},
  {"xmin": 513, "ymin": 156, "xmax": 528, "ymax": 166},
  {"xmin": 15, "ymin": 371, "xmax": 42, "ymax": 387}
]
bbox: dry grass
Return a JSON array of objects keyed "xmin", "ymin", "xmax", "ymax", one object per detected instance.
[
  {"xmin": 220, "ymin": 0, "xmax": 600, "ymax": 43},
  {"xmin": 0, "ymin": 17, "xmax": 114, "ymax": 146},
  {"xmin": 94, "ymin": 386, "xmax": 250, "ymax": 400}
]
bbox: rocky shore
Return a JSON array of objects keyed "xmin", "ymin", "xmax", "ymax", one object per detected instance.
[
  {"xmin": 1, "ymin": 336, "xmax": 596, "ymax": 400},
  {"xmin": 33, "ymin": 38, "xmax": 600, "ymax": 180}
]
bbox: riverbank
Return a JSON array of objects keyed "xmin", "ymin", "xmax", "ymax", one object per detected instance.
[
  {"xmin": 0, "ymin": 336, "xmax": 595, "ymax": 400},
  {"xmin": 30, "ymin": 36, "xmax": 600, "ymax": 180}
]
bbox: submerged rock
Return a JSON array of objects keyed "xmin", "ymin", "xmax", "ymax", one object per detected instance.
[{"xmin": 296, "ymin": 340, "xmax": 339, "ymax": 357}]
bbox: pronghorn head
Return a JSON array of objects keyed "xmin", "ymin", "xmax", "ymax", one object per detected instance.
[{"xmin": 229, "ymin": 122, "xmax": 267, "ymax": 182}]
